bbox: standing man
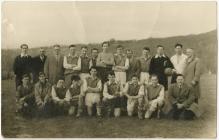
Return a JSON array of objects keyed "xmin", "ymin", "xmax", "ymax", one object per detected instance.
[
  {"xmin": 138, "ymin": 47, "xmax": 152, "ymax": 85},
  {"xmin": 13, "ymin": 44, "xmax": 33, "ymax": 89},
  {"xmin": 170, "ymin": 44, "xmax": 187, "ymax": 83},
  {"xmin": 63, "ymin": 45, "xmax": 81, "ymax": 87},
  {"xmin": 149, "ymin": 45, "xmax": 174, "ymax": 90},
  {"xmin": 84, "ymin": 67, "xmax": 102, "ymax": 117},
  {"xmin": 183, "ymin": 48, "xmax": 202, "ymax": 103},
  {"xmin": 32, "ymin": 47, "xmax": 47, "ymax": 83},
  {"xmin": 90, "ymin": 48, "xmax": 99, "ymax": 67},
  {"xmin": 168, "ymin": 74, "xmax": 201, "ymax": 120},
  {"xmin": 113, "ymin": 45, "xmax": 129, "ymax": 87},
  {"xmin": 79, "ymin": 46, "xmax": 92, "ymax": 81},
  {"xmin": 44, "ymin": 44, "xmax": 64, "ymax": 85},
  {"xmin": 96, "ymin": 41, "xmax": 115, "ymax": 83},
  {"xmin": 126, "ymin": 49, "xmax": 141, "ymax": 82}
]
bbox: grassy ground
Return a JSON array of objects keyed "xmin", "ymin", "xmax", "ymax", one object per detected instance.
[{"xmin": 1, "ymin": 74, "xmax": 216, "ymax": 138}]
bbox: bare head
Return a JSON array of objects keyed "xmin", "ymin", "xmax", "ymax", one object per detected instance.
[
  {"xmin": 156, "ymin": 45, "xmax": 164, "ymax": 55},
  {"xmin": 53, "ymin": 44, "xmax": 61, "ymax": 55},
  {"xmin": 186, "ymin": 48, "xmax": 194, "ymax": 58},
  {"xmin": 151, "ymin": 74, "xmax": 159, "ymax": 87},
  {"xmin": 20, "ymin": 44, "xmax": 28, "ymax": 55},
  {"xmin": 176, "ymin": 74, "xmax": 184, "ymax": 86},
  {"xmin": 174, "ymin": 43, "xmax": 183, "ymax": 55},
  {"xmin": 142, "ymin": 47, "xmax": 150, "ymax": 57},
  {"xmin": 39, "ymin": 47, "xmax": 45, "ymax": 56},
  {"xmin": 69, "ymin": 45, "xmax": 76, "ymax": 55}
]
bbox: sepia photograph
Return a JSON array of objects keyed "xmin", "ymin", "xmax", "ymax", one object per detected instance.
[{"xmin": 1, "ymin": 1, "xmax": 217, "ymax": 138}]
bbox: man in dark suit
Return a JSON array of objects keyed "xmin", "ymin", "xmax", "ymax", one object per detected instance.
[
  {"xmin": 32, "ymin": 47, "xmax": 47, "ymax": 83},
  {"xmin": 149, "ymin": 45, "xmax": 174, "ymax": 90},
  {"xmin": 13, "ymin": 44, "xmax": 33, "ymax": 89}
]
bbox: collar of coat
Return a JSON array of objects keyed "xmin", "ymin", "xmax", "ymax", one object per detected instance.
[
  {"xmin": 140, "ymin": 55, "xmax": 151, "ymax": 60},
  {"xmin": 20, "ymin": 53, "xmax": 29, "ymax": 57},
  {"xmin": 155, "ymin": 54, "xmax": 166, "ymax": 58}
]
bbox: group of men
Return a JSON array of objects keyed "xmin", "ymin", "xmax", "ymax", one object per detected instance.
[{"xmin": 13, "ymin": 42, "xmax": 202, "ymax": 120}]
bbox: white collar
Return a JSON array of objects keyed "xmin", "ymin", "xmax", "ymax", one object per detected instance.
[
  {"xmin": 21, "ymin": 53, "xmax": 28, "ymax": 57},
  {"xmin": 155, "ymin": 54, "xmax": 166, "ymax": 58}
]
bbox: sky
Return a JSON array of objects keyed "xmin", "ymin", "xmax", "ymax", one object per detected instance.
[{"xmin": 2, "ymin": 1, "xmax": 217, "ymax": 49}]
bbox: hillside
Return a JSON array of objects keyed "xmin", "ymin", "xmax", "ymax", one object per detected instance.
[{"xmin": 2, "ymin": 30, "xmax": 217, "ymax": 77}]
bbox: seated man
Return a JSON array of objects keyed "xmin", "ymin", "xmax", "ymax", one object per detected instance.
[
  {"xmin": 168, "ymin": 74, "xmax": 201, "ymax": 120},
  {"xmin": 34, "ymin": 72, "xmax": 53, "ymax": 117},
  {"xmin": 65, "ymin": 75, "xmax": 84, "ymax": 117},
  {"xmin": 84, "ymin": 66, "xmax": 102, "ymax": 117},
  {"xmin": 103, "ymin": 71, "xmax": 123, "ymax": 117},
  {"xmin": 123, "ymin": 75, "xmax": 144, "ymax": 119},
  {"xmin": 51, "ymin": 77, "xmax": 69, "ymax": 115},
  {"xmin": 144, "ymin": 74, "xmax": 165, "ymax": 119},
  {"xmin": 16, "ymin": 74, "xmax": 35, "ymax": 117}
]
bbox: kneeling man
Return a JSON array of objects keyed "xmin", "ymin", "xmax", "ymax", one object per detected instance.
[
  {"xmin": 144, "ymin": 74, "xmax": 165, "ymax": 119},
  {"xmin": 16, "ymin": 74, "xmax": 35, "ymax": 117},
  {"xmin": 84, "ymin": 67, "xmax": 102, "ymax": 117},
  {"xmin": 51, "ymin": 77, "xmax": 69, "ymax": 115},
  {"xmin": 168, "ymin": 74, "xmax": 201, "ymax": 120},
  {"xmin": 103, "ymin": 71, "xmax": 123, "ymax": 117},
  {"xmin": 123, "ymin": 75, "xmax": 144, "ymax": 119},
  {"xmin": 34, "ymin": 72, "xmax": 53, "ymax": 117},
  {"xmin": 65, "ymin": 75, "xmax": 84, "ymax": 117}
]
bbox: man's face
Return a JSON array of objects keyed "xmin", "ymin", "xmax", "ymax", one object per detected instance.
[
  {"xmin": 186, "ymin": 49, "xmax": 194, "ymax": 57},
  {"xmin": 54, "ymin": 46, "xmax": 60, "ymax": 55},
  {"xmin": 176, "ymin": 76, "xmax": 184, "ymax": 85},
  {"xmin": 70, "ymin": 47, "xmax": 76, "ymax": 55},
  {"xmin": 175, "ymin": 46, "xmax": 182, "ymax": 54},
  {"xmin": 131, "ymin": 77, "xmax": 138, "ymax": 84},
  {"xmin": 81, "ymin": 48, "xmax": 88, "ymax": 56},
  {"xmin": 90, "ymin": 68, "xmax": 97, "ymax": 76},
  {"xmin": 157, "ymin": 47, "xmax": 164, "ymax": 55},
  {"xmin": 143, "ymin": 49, "xmax": 150, "ymax": 56},
  {"xmin": 39, "ymin": 75, "xmax": 46, "ymax": 83},
  {"xmin": 108, "ymin": 74, "xmax": 116, "ymax": 83},
  {"xmin": 102, "ymin": 43, "xmax": 109, "ymax": 51},
  {"xmin": 39, "ymin": 48, "xmax": 45, "ymax": 56},
  {"xmin": 126, "ymin": 51, "xmax": 133, "ymax": 58},
  {"xmin": 91, "ymin": 50, "xmax": 98, "ymax": 58},
  {"xmin": 57, "ymin": 80, "xmax": 65, "ymax": 87},
  {"xmin": 151, "ymin": 76, "xmax": 158, "ymax": 86},
  {"xmin": 116, "ymin": 48, "xmax": 123, "ymax": 54},
  {"xmin": 21, "ymin": 46, "xmax": 28, "ymax": 54},
  {"xmin": 22, "ymin": 77, "xmax": 29, "ymax": 85}
]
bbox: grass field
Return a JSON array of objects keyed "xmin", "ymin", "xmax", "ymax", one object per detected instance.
[{"xmin": 1, "ymin": 74, "xmax": 216, "ymax": 138}]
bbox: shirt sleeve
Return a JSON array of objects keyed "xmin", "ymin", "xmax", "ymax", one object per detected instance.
[
  {"xmin": 123, "ymin": 83, "xmax": 129, "ymax": 95},
  {"xmin": 73, "ymin": 57, "xmax": 81, "ymax": 71},
  {"xmin": 97, "ymin": 80, "xmax": 102, "ymax": 91},
  {"xmin": 96, "ymin": 53, "xmax": 102, "ymax": 66},
  {"xmin": 51, "ymin": 86, "xmax": 60, "ymax": 101},
  {"xmin": 124, "ymin": 58, "xmax": 130, "ymax": 70},
  {"xmin": 64, "ymin": 89, "xmax": 71, "ymax": 102},
  {"xmin": 83, "ymin": 79, "xmax": 88, "ymax": 93},
  {"xmin": 103, "ymin": 83, "xmax": 114, "ymax": 99},
  {"xmin": 138, "ymin": 85, "xmax": 145, "ymax": 96},
  {"xmin": 156, "ymin": 86, "xmax": 165, "ymax": 102},
  {"xmin": 63, "ymin": 56, "xmax": 73, "ymax": 69}
]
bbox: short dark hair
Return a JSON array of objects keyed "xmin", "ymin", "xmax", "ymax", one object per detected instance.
[
  {"xmin": 89, "ymin": 66, "xmax": 97, "ymax": 72},
  {"xmin": 116, "ymin": 45, "xmax": 124, "ymax": 49},
  {"xmin": 108, "ymin": 71, "xmax": 115, "ymax": 77},
  {"xmin": 57, "ymin": 76, "xmax": 65, "ymax": 81},
  {"xmin": 39, "ymin": 72, "xmax": 45, "ymax": 77},
  {"xmin": 150, "ymin": 74, "xmax": 158, "ymax": 79},
  {"xmin": 69, "ymin": 44, "xmax": 76, "ymax": 49},
  {"xmin": 157, "ymin": 45, "xmax": 164, "ymax": 49},
  {"xmin": 143, "ymin": 47, "xmax": 150, "ymax": 51},
  {"xmin": 102, "ymin": 41, "xmax": 110, "ymax": 47},
  {"xmin": 53, "ymin": 44, "xmax": 60, "ymax": 48},
  {"xmin": 175, "ymin": 43, "xmax": 183, "ymax": 48},
  {"xmin": 91, "ymin": 48, "xmax": 98, "ymax": 52},
  {"xmin": 126, "ymin": 49, "xmax": 133, "ymax": 53},
  {"xmin": 81, "ymin": 46, "xmax": 88, "ymax": 50},
  {"xmin": 176, "ymin": 74, "xmax": 184, "ymax": 78},
  {"xmin": 22, "ymin": 74, "xmax": 30, "ymax": 79},
  {"xmin": 71, "ymin": 75, "xmax": 81, "ymax": 81},
  {"xmin": 20, "ymin": 44, "xmax": 28, "ymax": 49},
  {"xmin": 131, "ymin": 74, "xmax": 138, "ymax": 79}
]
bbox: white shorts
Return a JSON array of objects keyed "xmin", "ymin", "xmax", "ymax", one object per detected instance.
[
  {"xmin": 127, "ymin": 98, "xmax": 138, "ymax": 112},
  {"xmin": 80, "ymin": 73, "xmax": 90, "ymax": 81},
  {"xmin": 115, "ymin": 71, "xmax": 126, "ymax": 86},
  {"xmin": 140, "ymin": 72, "xmax": 150, "ymax": 85},
  {"xmin": 85, "ymin": 93, "xmax": 101, "ymax": 107}
]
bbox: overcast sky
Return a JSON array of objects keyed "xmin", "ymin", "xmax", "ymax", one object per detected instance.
[{"xmin": 2, "ymin": 1, "xmax": 217, "ymax": 49}]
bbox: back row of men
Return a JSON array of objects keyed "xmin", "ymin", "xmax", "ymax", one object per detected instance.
[{"xmin": 13, "ymin": 42, "xmax": 202, "ymax": 119}]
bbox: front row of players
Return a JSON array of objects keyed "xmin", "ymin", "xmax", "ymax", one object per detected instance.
[{"xmin": 16, "ymin": 67, "xmax": 198, "ymax": 120}]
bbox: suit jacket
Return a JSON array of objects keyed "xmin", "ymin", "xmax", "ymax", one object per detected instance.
[
  {"xmin": 126, "ymin": 57, "xmax": 141, "ymax": 81},
  {"xmin": 34, "ymin": 81, "xmax": 52, "ymax": 105},
  {"xmin": 44, "ymin": 55, "xmax": 64, "ymax": 84},
  {"xmin": 33, "ymin": 55, "xmax": 47, "ymax": 82},
  {"xmin": 168, "ymin": 83, "xmax": 201, "ymax": 117},
  {"xmin": 13, "ymin": 55, "xmax": 33, "ymax": 78},
  {"xmin": 183, "ymin": 57, "xmax": 202, "ymax": 98}
]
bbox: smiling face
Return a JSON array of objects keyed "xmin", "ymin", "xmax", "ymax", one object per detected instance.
[
  {"xmin": 57, "ymin": 79, "xmax": 65, "ymax": 87},
  {"xmin": 151, "ymin": 76, "xmax": 159, "ymax": 86},
  {"xmin": 108, "ymin": 74, "xmax": 116, "ymax": 83},
  {"xmin": 81, "ymin": 47, "xmax": 88, "ymax": 56},
  {"xmin": 21, "ymin": 45, "xmax": 28, "ymax": 54},
  {"xmin": 176, "ymin": 75, "xmax": 184, "ymax": 86},
  {"xmin": 22, "ymin": 77, "xmax": 30, "ymax": 85},
  {"xmin": 186, "ymin": 48, "xmax": 194, "ymax": 58},
  {"xmin": 142, "ymin": 49, "xmax": 150, "ymax": 56},
  {"xmin": 39, "ymin": 48, "xmax": 45, "ymax": 56},
  {"xmin": 91, "ymin": 49, "xmax": 98, "ymax": 58},
  {"xmin": 90, "ymin": 68, "xmax": 97, "ymax": 77},
  {"xmin": 131, "ymin": 76, "xmax": 138, "ymax": 84}
]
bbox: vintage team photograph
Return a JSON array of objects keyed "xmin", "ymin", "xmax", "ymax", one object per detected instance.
[{"xmin": 1, "ymin": 1, "xmax": 217, "ymax": 138}]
